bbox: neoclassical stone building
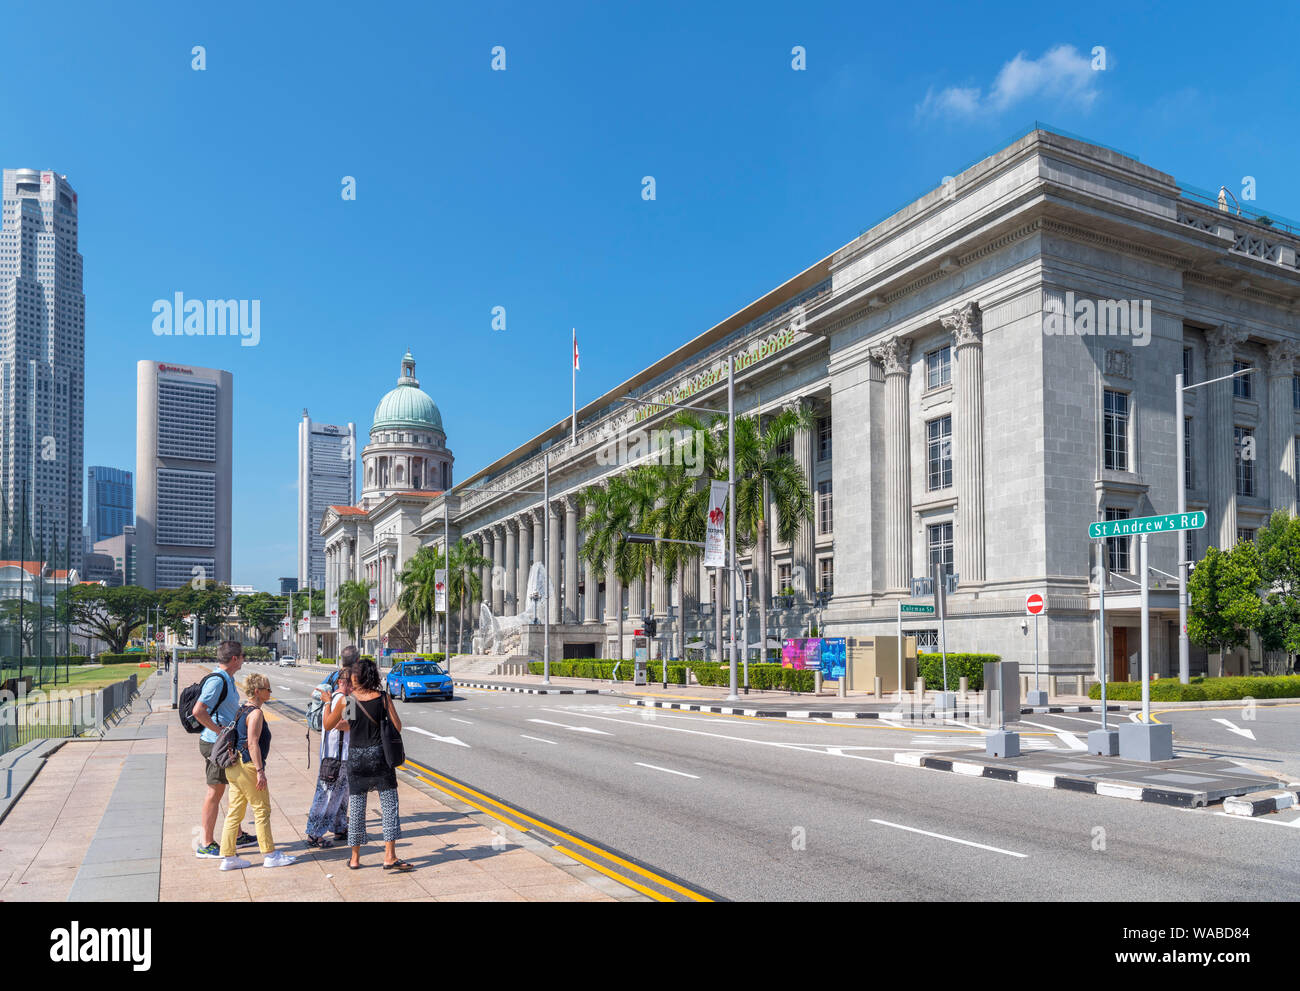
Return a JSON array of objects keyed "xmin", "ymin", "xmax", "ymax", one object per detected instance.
[
  {"xmin": 399, "ymin": 130, "xmax": 1300, "ymax": 677},
  {"xmin": 319, "ymin": 352, "xmax": 450, "ymax": 655}
]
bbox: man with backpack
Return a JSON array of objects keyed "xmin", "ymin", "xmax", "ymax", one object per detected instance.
[{"xmin": 190, "ymin": 641, "xmax": 257, "ymax": 858}]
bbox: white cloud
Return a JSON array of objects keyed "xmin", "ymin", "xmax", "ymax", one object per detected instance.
[{"xmin": 919, "ymin": 45, "xmax": 1101, "ymax": 119}]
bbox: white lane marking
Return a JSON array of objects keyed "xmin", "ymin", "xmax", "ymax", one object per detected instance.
[
  {"xmin": 519, "ymin": 734, "xmax": 557, "ymax": 745},
  {"xmin": 448, "ymin": 717, "xmax": 473, "ymax": 725},
  {"xmin": 1212, "ymin": 718, "xmax": 1257, "ymax": 741},
  {"xmin": 1211, "ymin": 811, "xmax": 1300, "ymax": 829},
  {"xmin": 278, "ymin": 686, "xmax": 293, "ymax": 692},
  {"xmin": 1020, "ymin": 720, "xmax": 1087, "ymax": 751},
  {"xmin": 407, "ymin": 726, "xmax": 470, "ymax": 748},
  {"xmin": 534, "ymin": 708, "xmax": 901, "ymax": 765},
  {"xmin": 1040, "ymin": 713, "xmax": 1110, "ymax": 726},
  {"xmin": 634, "ymin": 762, "xmax": 700, "ymax": 779},
  {"xmin": 869, "ymin": 819, "xmax": 1028, "ymax": 858},
  {"xmin": 526, "ymin": 718, "xmax": 613, "ymax": 736}
]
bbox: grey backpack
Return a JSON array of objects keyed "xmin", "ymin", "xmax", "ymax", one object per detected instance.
[{"xmin": 211, "ymin": 705, "xmax": 253, "ymax": 769}]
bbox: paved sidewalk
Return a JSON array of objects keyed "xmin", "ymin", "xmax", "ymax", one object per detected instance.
[{"xmin": 0, "ymin": 666, "xmax": 641, "ymax": 902}]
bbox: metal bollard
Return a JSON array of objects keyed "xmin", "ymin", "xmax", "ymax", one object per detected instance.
[{"xmin": 874, "ymin": 676, "xmax": 882, "ymax": 698}]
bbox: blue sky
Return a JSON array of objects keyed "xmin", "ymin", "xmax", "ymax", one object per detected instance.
[{"xmin": 3, "ymin": 1, "xmax": 1297, "ymax": 590}]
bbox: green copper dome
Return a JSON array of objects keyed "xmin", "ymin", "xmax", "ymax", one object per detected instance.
[{"xmin": 372, "ymin": 353, "xmax": 443, "ymax": 433}]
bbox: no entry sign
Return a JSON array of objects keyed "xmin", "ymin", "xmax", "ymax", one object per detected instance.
[{"xmin": 1025, "ymin": 593, "xmax": 1046, "ymax": 616}]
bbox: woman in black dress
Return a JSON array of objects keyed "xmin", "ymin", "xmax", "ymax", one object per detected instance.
[{"xmin": 329, "ymin": 656, "xmax": 412, "ymax": 872}]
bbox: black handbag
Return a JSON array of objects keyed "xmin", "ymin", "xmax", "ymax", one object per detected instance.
[
  {"xmin": 319, "ymin": 703, "xmax": 344, "ymax": 784},
  {"xmin": 357, "ymin": 692, "xmax": 406, "ymax": 769}
]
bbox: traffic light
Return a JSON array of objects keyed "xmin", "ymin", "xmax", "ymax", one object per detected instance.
[{"xmin": 645, "ymin": 618, "xmax": 657, "ymax": 638}]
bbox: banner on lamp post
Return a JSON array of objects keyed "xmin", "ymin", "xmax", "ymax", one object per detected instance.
[
  {"xmin": 435, "ymin": 569, "xmax": 447, "ymax": 612},
  {"xmin": 703, "ymin": 480, "xmax": 729, "ymax": 568},
  {"xmin": 368, "ymin": 598, "xmax": 378, "ymax": 622}
]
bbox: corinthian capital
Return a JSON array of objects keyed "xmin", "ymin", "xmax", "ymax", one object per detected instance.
[
  {"xmin": 869, "ymin": 337, "xmax": 912, "ymax": 376},
  {"xmin": 941, "ymin": 301, "xmax": 983, "ymax": 348},
  {"xmin": 1205, "ymin": 323, "xmax": 1248, "ymax": 355},
  {"xmin": 1265, "ymin": 339, "xmax": 1300, "ymax": 376}
]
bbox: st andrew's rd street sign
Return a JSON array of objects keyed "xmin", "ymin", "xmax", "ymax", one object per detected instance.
[{"xmin": 1087, "ymin": 511, "xmax": 1206, "ymax": 540}]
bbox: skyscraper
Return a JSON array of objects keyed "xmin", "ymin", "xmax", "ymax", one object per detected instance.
[
  {"xmin": 86, "ymin": 465, "xmax": 133, "ymax": 543},
  {"xmin": 136, "ymin": 360, "xmax": 232, "ymax": 589},
  {"xmin": 0, "ymin": 170, "xmax": 84, "ymax": 571},
  {"xmin": 298, "ymin": 410, "xmax": 356, "ymax": 589}
]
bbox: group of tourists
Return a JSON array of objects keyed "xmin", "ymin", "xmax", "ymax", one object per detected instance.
[{"xmin": 189, "ymin": 641, "xmax": 411, "ymax": 872}]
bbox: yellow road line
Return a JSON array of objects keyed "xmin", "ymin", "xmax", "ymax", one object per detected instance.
[
  {"xmin": 403, "ymin": 758, "xmax": 710, "ymax": 902},
  {"xmin": 407, "ymin": 771, "xmax": 529, "ymax": 832},
  {"xmin": 552, "ymin": 845, "xmax": 672, "ymax": 902}
]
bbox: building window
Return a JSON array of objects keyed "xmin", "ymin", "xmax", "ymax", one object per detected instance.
[
  {"xmin": 1233, "ymin": 360, "xmax": 1254, "ymax": 398},
  {"xmin": 925, "ymin": 346, "xmax": 951, "ymax": 390},
  {"xmin": 817, "ymin": 416, "xmax": 832, "ymax": 461},
  {"xmin": 1184, "ymin": 418, "xmax": 1193, "ymax": 490},
  {"xmin": 914, "ymin": 629, "xmax": 939, "ymax": 652},
  {"xmin": 1103, "ymin": 390, "xmax": 1130, "ymax": 471},
  {"xmin": 927, "ymin": 522, "xmax": 954, "ymax": 577},
  {"xmin": 1105, "ymin": 507, "xmax": 1131, "ymax": 573},
  {"xmin": 927, "ymin": 416, "xmax": 953, "ymax": 490},
  {"xmin": 1185, "ymin": 529, "xmax": 1195, "ymax": 565},
  {"xmin": 817, "ymin": 480, "xmax": 833, "ymax": 535},
  {"xmin": 1183, "ymin": 347, "xmax": 1193, "ymax": 384},
  {"xmin": 818, "ymin": 557, "xmax": 833, "ymax": 596},
  {"xmin": 777, "ymin": 563, "xmax": 792, "ymax": 595},
  {"xmin": 1235, "ymin": 427, "xmax": 1255, "ymax": 497},
  {"xmin": 743, "ymin": 569, "xmax": 752, "ymax": 600},
  {"xmin": 1237, "ymin": 527, "xmax": 1256, "ymax": 544},
  {"xmin": 1293, "ymin": 375, "xmax": 1300, "ymax": 410}
]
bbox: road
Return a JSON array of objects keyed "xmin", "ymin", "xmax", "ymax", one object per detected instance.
[{"xmin": 262, "ymin": 664, "xmax": 1300, "ymax": 901}]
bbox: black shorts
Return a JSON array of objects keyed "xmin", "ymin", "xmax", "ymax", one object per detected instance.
[{"xmin": 199, "ymin": 738, "xmax": 227, "ymax": 787}]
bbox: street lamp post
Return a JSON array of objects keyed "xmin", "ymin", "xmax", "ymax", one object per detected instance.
[{"xmin": 1175, "ymin": 364, "xmax": 1255, "ymax": 684}]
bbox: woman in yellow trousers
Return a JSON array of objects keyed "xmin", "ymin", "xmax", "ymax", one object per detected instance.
[{"xmin": 218, "ymin": 672, "xmax": 295, "ymax": 870}]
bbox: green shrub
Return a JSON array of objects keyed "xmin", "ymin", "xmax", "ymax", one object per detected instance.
[
  {"xmin": 95, "ymin": 653, "xmax": 159, "ymax": 665},
  {"xmin": 915, "ymin": 654, "xmax": 1001, "ymax": 691},
  {"xmin": 1087, "ymin": 675, "xmax": 1300, "ymax": 702},
  {"xmin": 526, "ymin": 660, "xmax": 688, "ymax": 685}
]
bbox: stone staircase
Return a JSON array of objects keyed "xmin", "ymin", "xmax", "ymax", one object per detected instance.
[{"xmin": 449, "ymin": 654, "xmax": 532, "ymax": 677}]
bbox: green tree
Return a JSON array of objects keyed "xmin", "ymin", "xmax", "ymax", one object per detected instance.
[
  {"xmin": 577, "ymin": 480, "xmax": 639, "ymax": 660},
  {"xmin": 1255, "ymin": 510, "xmax": 1300, "ymax": 657},
  {"xmin": 732, "ymin": 407, "xmax": 815, "ymax": 662},
  {"xmin": 448, "ymin": 537, "xmax": 490, "ymax": 655},
  {"xmin": 64, "ymin": 584, "xmax": 156, "ymax": 654},
  {"xmin": 337, "ymin": 579, "xmax": 374, "ymax": 651},
  {"xmin": 237, "ymin": 592, "xmax": 283, "ymax": 646},
  {"xmin": 398, "ymin": 545, "xmax": 444, "ymax": 652},
  {"xmin": 1188, "ymin": 541, "xmax": 1264, "ymax": 675}
]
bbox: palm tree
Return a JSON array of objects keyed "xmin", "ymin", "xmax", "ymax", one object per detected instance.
[
  {"xmin": 398, "ymin": 545, "xmax": 443, "ymax": 652},
  {"xmin": 614, "ymin": 465, "xmax": 664, "ymax": 625},
  {"xmin": 733, "ymin": 407, "xmax": 815, "ymax": 663},
  {"xmin": 448, "ymin": 537, "xmax": 491, "ymax": 656},
  {"xmin": 337, "ymin": 579, "xmax": 374, "ymax": 652},
  {"xmin": 577, "ymin": 480, "xmax": 637, "ymax": 660},
  {"xmin": 660, "ymin": 416, "xmax": 727, "ymax": 659}
]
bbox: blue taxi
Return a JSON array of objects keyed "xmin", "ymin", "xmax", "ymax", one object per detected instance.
[{"xmin": 386, "ymin": 659, "xmax": 453, "ymax": 702}]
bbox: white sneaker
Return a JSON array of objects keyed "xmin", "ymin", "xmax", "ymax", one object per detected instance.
[
  {"xmin": 263, "ymin": 851, "xmax": 296, "ymax": 869},
  {"xmin": 220, "ymin": 856, "xmax": 251, "ymax": 871}
]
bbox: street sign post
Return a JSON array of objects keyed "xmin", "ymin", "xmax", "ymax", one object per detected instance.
[
  {"xmin": 1025, "ymin": 593, "xmax": 1046, "ymax": 704},
  {"xmin": 1087, "ymin": 514, "xmax": 1181, "ymax": 760},
  {"xmin": 897, "ymin": 602, "xmax": 935, "ymax": 702}
]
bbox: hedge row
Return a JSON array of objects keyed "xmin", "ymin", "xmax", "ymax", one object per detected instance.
[
  {"xmin": 916, "ymin": 654, "xmax": 1002, "ymax": 692},
  {"xmin": 528, "ymin": 660, "xmax": 689, "ymax": 684},
  {"xmin": 1088, "ymin": 675, "xmax": 1300, "ymax": 702},
  {"xmin": 689, "ymin": 662, "xmax": 816, "ymax": 693}
]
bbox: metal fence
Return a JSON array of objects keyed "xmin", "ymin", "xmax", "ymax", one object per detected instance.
[{"xmin": 0, "ymin": 674, "xmax": 138, "ymax": 758}]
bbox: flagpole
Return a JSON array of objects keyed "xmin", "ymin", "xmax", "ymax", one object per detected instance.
[{"xmin": 571, "ymin": 328, "xmax": 577, "ymax": 444}]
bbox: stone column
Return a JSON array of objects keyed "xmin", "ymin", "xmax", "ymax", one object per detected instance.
[
  {"xmin": 683, "ymin": 558, "xmax": 700, "ymax": 642},
  {"xmin": 652, "ymin": 562, "xmax": 668, "ymax": 619},
  {"xmin": 490, "ymin": 525, "xmax": 504, "ymax": 615},
  {"xmin": 871, "ymin": 337, "xmax": 913, "ymax": 592},
  {"xmin": 477, "ymin": 534, "xmax": 490, "ymax": 613},
  {"xmin": 531, "ymin": 509, "xmax": 544, "ymax": 592},
  {"xmin": 503, "ymin": 519, "xmax": 518, "ymax": 612},
  {"xmin": 583, "ymin": 551, "xmax": 600, "ymax": 625},
  {"xmin": 1206, "ymin": 324, "xmax": 1248, "ymax": 548},
  {"xmin": 564, "ymin": 497, "xmax": 579, "ymax": 623},
  {"xmin": 1267, "ymin": 341, "xmax": 1299, "ymax": 516},
  {"xmin": 943, "ymin": 301, "xmax": 986, "ymax": 584},
  {"xmin": 629, "ymin": 576, "xmax": 643, "ymax": 618},
  {"xmin": 517, "ymin": 513, "xmax": 532, "ymax": 608},
  {"xmin": 548, "ymin": 501, "xmax": 562, "ymax": 622},
  {"xmin": 605, "ymin": 557, "xmax": 619, "ymax": 624},
  {"xmin": 791, "ymin": 400, "xmax": 816, "ymax": 601}
]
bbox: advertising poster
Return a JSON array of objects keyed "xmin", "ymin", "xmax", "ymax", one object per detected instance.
[
  {"xmin": 821, "ymin": 638, "xmax": 846, "ymax": 680},
  {"xmin": 435, "ymin": 568, "xmax": 447, "ymax": 612},
  {"xmin": 781, "ymin": 638, "xmax": 823, "ymax": 671},
  {"xmin": 703, "ymin": 480, "xmax": 729, "ymax": 567}
]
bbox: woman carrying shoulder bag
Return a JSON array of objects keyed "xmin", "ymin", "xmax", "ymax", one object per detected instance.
[{"xmin": 334, "ymin": 656, "xmax": 412, "ymax": 872}]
